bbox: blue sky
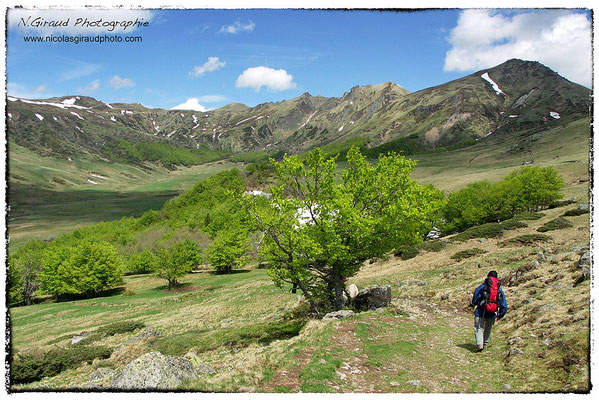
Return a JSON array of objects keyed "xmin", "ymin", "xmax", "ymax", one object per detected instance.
[{"xmin": 6, "ymin": 8, "xmax": 593, "ymax": 111}]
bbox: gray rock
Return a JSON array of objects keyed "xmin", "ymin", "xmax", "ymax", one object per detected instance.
[
  {"xmin": 508, "ymin": 336, "xmax": 522, "ymax": 346},
  {"xmin": 542, "ymin": 338, "xmax": 552, "ymax": 346},
  {"xmin": 502, "ymin": 384, "xmax": 512, "ymax": 391},
  {"xmin": 537, "ymin": 252, "xmax": 545, "ymax": 262},
  {"xmin": 124, "ymin": 328, "xmax": 161, "ymax": 346},
  {"xmin": 540, "ymin": 302, "xmax": 557, "ymax": 311},
  {"xmin": 89, "ymin": 367, "xmax": 116, "ymax": 382},
  {"xmin": 571, "ymin": 244, "xmax": 590, "ymax": 253},
  {"xmin": 71, "ymin": 335, "xmax": 87, "ymax": 345},
  {"xmin": 184, "ymin": 352, "xmax": 216, "ymax": 375},
  {"xmin": 507, "ymin": 348, "xmax": 524, "ymax": 357},
  {"xmin": 347, "ymin": 284, "xmax": 359, "ymax": 299},
  {"xmin": 578, "ymin": 202, "xmax": 590, "ymax": 211},
  {"xmin": 353, "ymin": 285, "xmax": 392, "ymax": 310},
  {"xmin": 407, "ymin": 380, "xmax": 421, "ymax": 386},
  {"xmin": 577, "ymin": 251, "xmax": 591, "ymax": 280},
  {"xmin": 324, "ymin": 310, "xmax": 354, "ymax": 319},
  {"xmin": 441, "ymin": 294, "xmax": 449, "ymax": 301},
  {"xmin": 110, "ymin": 352, "xmax": 199, "ymax": 390}
]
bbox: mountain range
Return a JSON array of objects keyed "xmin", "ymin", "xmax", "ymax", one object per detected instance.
[{"xmin": 6, "ymin": 59, "xmax": 591, "ymax": 167}]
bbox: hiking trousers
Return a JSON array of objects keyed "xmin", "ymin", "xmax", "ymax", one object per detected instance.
[{"xmin": 474, "ymin": 316, "xmax": 495, "ymax": 347}]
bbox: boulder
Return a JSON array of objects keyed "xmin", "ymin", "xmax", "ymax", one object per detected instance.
[
  {"xmin": 347, "ymin": 284, "xmax": 359, "ymax": 299},
  {"xmin": 578, "ymin": 202, "xmax": 590, "ymax": 211},
  {"xmin": 184, "ymin": 352, "xmax": 216, "ymax": 375},
  {"xmin": 123, "ymin": 327, "xmax": 161, "ymax": 346},
  {"xmin": 88, "ymin": 367, "xmax": 116, "ymax": 384},
  {"xmin": 507, "ymin": 348, "xmax": 524, "ymax": 357},
  {"xmin": 110, "ymin": 352, "xmax": 199, "ymax": 390},
  {"xmin": 323, "ymin": 310, "xmax": 354, "ymax": 319},
  {"xmin": 71, "ymin": 335, "xmax": 87, "ymax": 345},
  {"xmin": 577, "ymin": 251, "xmax": 591, "ymax": 281},
  {"xmin": 353, "ymin": 285, "xmax": 392, "ymax": 310}
]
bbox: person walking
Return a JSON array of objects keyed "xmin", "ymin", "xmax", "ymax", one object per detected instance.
[{"xmin": 471, "ymin": 271, "xmax": 507, "ymax": 352}]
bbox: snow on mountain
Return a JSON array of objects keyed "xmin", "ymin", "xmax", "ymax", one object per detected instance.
[{"xmin": 481, "ymin": 72, "xmax": 506, "ymax": 96}]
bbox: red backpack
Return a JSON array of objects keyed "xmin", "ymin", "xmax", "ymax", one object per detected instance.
[{"xmin": 483, "ymin": 276, "xmax": 500, "ymax": 313}]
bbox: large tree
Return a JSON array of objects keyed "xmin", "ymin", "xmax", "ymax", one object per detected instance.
[{"xmin": 242, "ymin": 147, "xmax": 444, "ymax": 315}]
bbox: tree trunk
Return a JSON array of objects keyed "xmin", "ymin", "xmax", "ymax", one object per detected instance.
[{"xmin": 332, "ymin": 267, "xmax": 346, "ymax": 311}]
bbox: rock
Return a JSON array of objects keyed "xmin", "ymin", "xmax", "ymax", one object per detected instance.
[
  {"xmin": 415, "ymin": 281, "xmax": 427, "ymax": 286},
  {"xmin": 324, "ymin": 310, "xmax": 354, "ymax": 319},
  {"xmin": 89, "ymin": 367, "xmax": 116, "ymax": 383},
  {"xmin": 353, "ymin": 285, "xmax": 392, "ymax": 310},
  {"xmin": 425, "ymin": 227, "xmax": 441, "ymax": 240},
  {"xmin": 124, "ymin": 328, "xmax": 161, "ymax": 345},
  {"xmin": 441, "ymin": 294, "xmax": 449, "ymax": 301},
  {"xmin": 347, "ymin": 284, "xmax": 359, "ymax": 299},
  {"xmin": 542, "ymin": 338, "xmax": 552, "ymax": 346},
  {"xmin": 507, "ymin": 348, "xmax": 524, "ymax": 357},
  {"xmin": 184, "ymin": 351, "xmax": 216, "ymax": 375},
  {"xmin": 336, "ymin": 370, "xmax": 347, "ymax": 380},
  {"xmin": 508, "ymin": 336, "xmax": 522, "ymax": 346},
  {"xmin": 530, "ymin": 260, "xmax": 540, "ymax": 270},
  {"xmin": 577, "ymin": 251, "xmax": 591, "ymax": 280},
  {"xmin": 407, "ymin": 380, "xmax": 421, "ymax": 386},
  {"xmin": 238, "ymin": 386, "xmax": 255, "ymax": 393},
  {"xmin": 502, "ymin": 384, "xmax": 512, "ymax": 391},
  {"xmin": 571, "ymin": 244, "xmax": 590, "ymax": 253},
  {"xmin": 390, "ymin": 381, "xmax": 400, "ymax": 386},
  {"xmin": 578, "ymin": 202, "xmax": 590, "ymax": 211},
  {"xmin": 537, "ymin": 252, "xmax": 545, "ymax": 262},
  {"xmin": 540, "ymin": 302, "xmax": 557, "ymax": 312},
  {"xmin": 110, "ymin": 352, "xmax": 199, "ymax": 390},
  {"xmin": 71, "ymin": 335, "xmax": 87, "ymax": 345}
]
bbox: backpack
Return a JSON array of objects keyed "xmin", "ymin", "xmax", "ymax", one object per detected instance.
[{"xmin": 480, "ymin": 276, "xmax": 501, "ymax": 313}]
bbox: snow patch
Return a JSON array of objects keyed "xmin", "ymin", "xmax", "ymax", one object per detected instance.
[
  {"xmin": 76, "ymin": 126, "xmax": 84, "ymax": 133},
  {"xmin": 110, "ymin": 116, "xmax": 117, "ymax": 122},
  {"xmin": 8, "ymin": 113, "xmax": 12, "ymax": 119},
  {"xmin": 338, "ymin": 125, "xmax": 345, "ymax": 132},
  {"xmin": 549, "ymin": 111, "xmax": 561, "ymax": 119},
  {"xmin": 18, "ymin": 98, "xmax": 90, "ymax": 110},
  {"xmin": 62, "ymin": 98, "xmax": 77, "ymax": 105},
  {"xmin": 167, "ymin": 130, "xmax": 176, "ymax": 138},
  {"xmin": 67, "ymin": 157, "xmax": 72, "ymax": 162},
  {"xmin": 298, "ymin": 111, "xmax": 318, "ymax": 129},
  {"xmin": 70, "ymin": 112, "xmax": 84, "ymax": 120},
  {"xmin": 509, "ymin": 115, "xmax": 518, "ymax": 118},
  {"xmin": 245, "ymin": 190, "xmax": 272, "ymax": 198},
  {"xmin": 8, "ymin": 96, "xmax": 18, "ymax": 102},
  {"xmin": 235, "ymin": 115, "xmax": 259, "ymax": 126},
  {"xmin": 481, "ymin": 72, "xmax": 505, "ymax": 95},
  {"xmin": 120, "ymin": 110, "xmax": 133, "ymax": 115},
  {"xmin": 87, "ymin": 179, "xmax": 98, "ymax": 185},
  {"xmin": 102, "ymin": 101, "xmax": 114, "ymax": 109},
  {"xmin": 35, "ymin": 113, "xmax": 44, "ymax": 121},
  {"xmin": 90, "ymin": 173, "xmax": 108, "ymax": 180}
]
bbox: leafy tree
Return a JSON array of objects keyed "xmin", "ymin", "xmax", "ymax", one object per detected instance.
[
  {"xmin": 154, "ymin": 239, "xmax": 201, "ymax": 288},
  {"xmin": 39, "ymin": 242, "xmax": 124, "ymax": 299},
  {"xmin": 241, "ymin": 147, "xmax": 444, "ymax": 315},
  {"xmin": 125, "ymin": 250, "xmax": 156, "ymax": 275},
  {"xmin": 207, "ymin": 227, "xmax": 249, "ymax": 274},
  {"xmin": 8, "ymin": 240, "xmax": 47, "ymax": 306},
  {"xmin": 504, "ymin": 166, "xmax": 564, "ymax": 211}
]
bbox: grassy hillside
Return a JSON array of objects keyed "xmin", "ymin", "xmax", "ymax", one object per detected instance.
[{"xmin": 9, "ymin": 198, "xmax": 590, "ymax": 392}]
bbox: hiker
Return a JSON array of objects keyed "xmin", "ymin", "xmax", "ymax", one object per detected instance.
[{"xmin": 471, "ymin": 271, "xmax": 507, "ymax": 352}]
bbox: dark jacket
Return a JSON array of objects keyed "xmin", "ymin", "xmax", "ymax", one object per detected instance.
[{"xmin": 471, "ymin": 282, "xmax": 508, "ymax": 319}]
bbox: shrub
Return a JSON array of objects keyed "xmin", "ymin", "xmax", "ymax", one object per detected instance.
[
  {"xmin": 394, "ymin": 246, "xmax": 420, "ymax": 260},
  {"xmin": 500, "ymin": 219, "xmax": 528, "ymax": 230},
  {"xmin": 537, "ymin": 217, "xmax": 573, "ymax": 232},
  {"xmin": 206, "ymin": 228, "xmax": 249, "ymax": 274},
  {"xmin": 512, "ymin": 212, "xmax": 545, "ymax": 220},
  {"xmin": 562, "ymin": 209, "xmax": 589, "ymax": 217},
  {"xmin": 452, "ymin": 223, "xmax": 504, "ymax": 242},
  {"xmin": 499, "ymin": 234, "xmax": 551, "ymax": 246},
  {"xmin": 96, "ymin": 320, "xmax": 145, "ymax": 336},
  {"xmin": 451, "ymin": 248, "xmax": 487, "ymax": 261},
  {"xmin": 419, "ymin": 240, "xmax": 447, "ymax": 252},
  {"xmin": 125, "ymin": 250, "xmax": 156, "ymax": 275},
  {"xmin": 11, "ymin": 346, "xmax": 112, "ymax": 384}
]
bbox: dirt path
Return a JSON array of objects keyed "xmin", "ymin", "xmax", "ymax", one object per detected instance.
[{"xmin": 261, "ymin": 298, "xmax": 508, "ymax": 393}]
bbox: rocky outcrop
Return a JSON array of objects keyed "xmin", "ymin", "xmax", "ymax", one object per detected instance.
[
  {"xmin": 110, "ymin": 352, "xmax": 200, "ymax": 390},
  {"xmin": 324, "ymin": 310, "xmax": 354, "ymax": 319},
  {"xmin": 353, "ymin": 285, "xmax": 392, "ymax": 311},
  {"xmin": 577, "ymin": 251, "xmax": 591, "ymax": 281}
]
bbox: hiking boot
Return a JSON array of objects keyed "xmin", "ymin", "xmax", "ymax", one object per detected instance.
[{"xmin": 477, "ymin": 345, "xmax": 484, "ymax": 352}]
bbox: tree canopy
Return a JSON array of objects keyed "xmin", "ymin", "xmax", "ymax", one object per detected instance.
[{"xmin": 242, "ymin": 147, "xmax": 444, "ymax": 315}]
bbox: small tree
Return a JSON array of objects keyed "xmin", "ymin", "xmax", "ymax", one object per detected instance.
[
  {"xmin": 207, "ymin": 228, "xmax": 248, "ymax": 274},
  {"xmin": 154, "ymin": 239, "xmax": 200, "ymax": 288},
  {"xmin": 8, "ymin": 240, "xmax": 47, "ymax": 306},
  {"xmin": 242, "ymin": 147, "xmax": 444, "ymax": 315}
]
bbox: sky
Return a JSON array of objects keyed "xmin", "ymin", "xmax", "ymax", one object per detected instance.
[{"xmin": 5, "ymin": 7, "xmax": 593, "ymax": 112}]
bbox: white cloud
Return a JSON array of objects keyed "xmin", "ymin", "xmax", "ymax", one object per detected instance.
[
  {"xmin": 8, "ymin": 9, "xmax": 154, "ymax": 35},
  {"xmin": 190, "ymin": 57, "xmax": 226, "ymax": 77},
  {"xmin": 33, "ymin": 84, "xmax": 47, "ymax": 93},
  {"xmin": 219, "ymin": 20, "xmax": 255, "ymax": 34},
  {"xmin": 171, "ymin": 98, "xmax": 209, "ymax": 112},
  {"xmin": 7, "ymin": 82, "xmax": 54, "ymax": 99},
  {"xmin": 235, "ymin": 66, "xmax": 297, "ymax": 92},
  {"xmin": 78, "ymin": 79, "xmax": 100, "ymax": 94},
  {"xmin": 444, "ymin": 10, "xmax": 592, "ymax": 87},
  {"xmin": 110, "ymin": 75, "xmax": 135, "ymax": 89},
  {"xmin": 196, "ymin": 94, "xmax": 227, "ymax": 103}
]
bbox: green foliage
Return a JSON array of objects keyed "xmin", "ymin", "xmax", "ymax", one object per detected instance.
[
  {"xmin": 38, "ymin": 242, "xmax": 124, "ymax": 299},
  {"xmin": 154, "ymin": 239, "xmax": 201, "ymax": 288},
  {"xmin": 125, "ymin": 250, "xmax": 156, "ymax": 275},
  {"xmin": 499, "ymin": 234, "xmax": 551, "ymax": 246},
  {"xmin": 11, "ymin": 346, "xmax": 112, "ymax": 384},
  {"xmin": 451, "ymin": 248, "xmax": 487, "ymax": 261},
  {"xmin": 394, "ymin": 246, "xmax": 420, "ymax": 260},
  {"xmin": 419, "ymin": 240, "xmax": 447, "ymax": 253},
  {"xmin": 452, "ymin": 223, "xmax": 504, "ymax": 242},
  {"xmin": 118, "ymin": 139, "xmax": 231, "ymax": 166},
  {"xmin": 241, "ymin": 146, "xmax": 445, "ymax": 313},
  {"xmin": 96, "ymin": 320, "xmax": 145, "ymax": 337},
  {"xmin": 500, "ymin": 219, "xmax": 528, "ymax": 230},
  {"xmin": 443, "ymin": 166, "xmax": 564, "ymax": 233},
  {"xmin": 562, "ymin": 208, "xmax": 589, "ymax": 217},
  {"xmin": 8, "ymin": 239, "xmax": 47, "ymax": 306},
  {"xmin": 537, "ymin": 217, "xmax": 573, "ymax": 232},
  {"xmin": 512, "ymin": 212, "xmax": 545, "ymax": 220},
  {"xmin": 207, "ymin": 228, "xmax": 249, "ymax": 274}
]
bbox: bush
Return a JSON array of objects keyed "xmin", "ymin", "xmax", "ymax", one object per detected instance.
[
  {"xmin": 562, "ymin": 208, "xmax": 589, "ymax": 217},
  {"xmin": 537, "ymin": 217, "xmax": 573, "ymax": 232},
  {"xmin": 11, "ymin": 346, "xmax": 112, "ymax": 384},
  {"xmin": 451, "ymin": 248, "xmax": 487, "ymax": 261},
  {"xmin": 419, "ymin": 240, "xmax": 447, "ymax": 252},
  {"xmin": 206, "ymin": 228, "xmax": 249, "ymax": 274},
  {"xmin": 394, "ymin": 246, "xmax": 420, "ymax": 260},
  {"xmin": 500, "ymin": 219, "xmax": 528, "ymax": 230},
  {"xmin": 512, "ymin": 212, "xmax": 545, "ymax": 220},
  {"xmin": 96, "ymin": 320, "xmax": 145, "ymax": 336},
  {"xmin": 452, "ymin": 223, "xmax": 504, "ymax": 242},
  {"xmin": 499, "ymin": 234, "xmax": 551, "ymax": 246},
  {"xmin": 125, "ymin": 250, "xmax": 156, "ymax": 275}
]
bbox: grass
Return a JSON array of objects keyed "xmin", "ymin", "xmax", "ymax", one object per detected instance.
[{"xmin": 451, "ymin": 248, "xmax": 488, "ymax": 261}]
